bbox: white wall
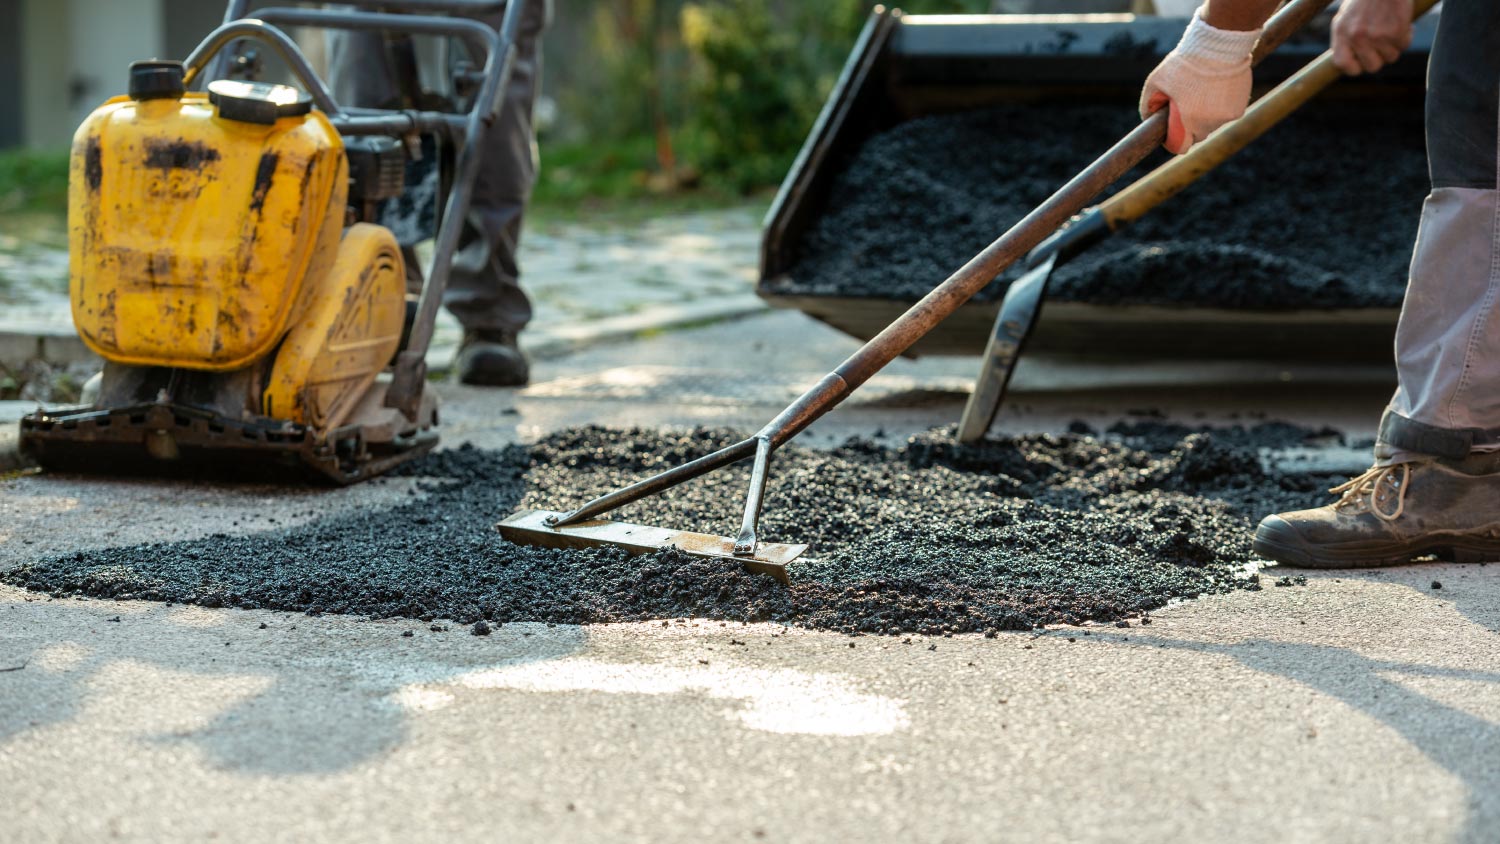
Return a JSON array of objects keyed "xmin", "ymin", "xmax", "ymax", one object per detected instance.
[
  {"xmin": 20, "ymin": 0, "xmax": 73, "ymax": 147},
  {"xmin": 20, "ymin": 0, "xmax": 168, "ymax": 147},
  {"xmin": 68, "ymin": 0, "xmax": 164, "ymax": 130},
  {"xmin": 12, "ymin": 0, "xmax": 338, "ymax": 149},
  {"xmin": 0, "ymin": 0, "xmax": 20, "ymax": 147}
]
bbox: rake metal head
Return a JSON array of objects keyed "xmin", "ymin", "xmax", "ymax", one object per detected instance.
[{"xmin": 497, "ymin": 509, "xmax": 805, "ymax": 584}]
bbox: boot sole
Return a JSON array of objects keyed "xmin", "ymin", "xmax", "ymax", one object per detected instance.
[
  {"xmin": 1254, "ymin": 517, "xmax": 1500, "ymax": 569},
  {"xmin": 457, "ymin": 373, "xmax": 529, "ymax": 388}
]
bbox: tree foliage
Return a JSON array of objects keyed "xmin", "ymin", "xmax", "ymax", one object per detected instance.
[{"xmin": 550, "ymin": 0, "xmax": 990, "ymax": 194}]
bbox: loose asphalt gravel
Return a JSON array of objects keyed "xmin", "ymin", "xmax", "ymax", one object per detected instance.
[
  {"xmin": 4, "ymin": 422, "xmax": 1351, "ymax": 635},
  {"xmin": 771, "ymin": 99, "xmax": 1428, "ymax": 309}
]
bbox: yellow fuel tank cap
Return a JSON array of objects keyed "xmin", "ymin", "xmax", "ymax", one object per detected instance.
[{"xmin": 207, "ymin": 80, "xmax": 314, "ymax": 125}]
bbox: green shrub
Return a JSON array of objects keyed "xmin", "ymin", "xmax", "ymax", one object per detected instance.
[
  {"xmin": 679, "ymin": 0, "xmax": 989, "ymax": 193},
  {"xmin": 0, "ymin": 148, "xmax": 70, "ymax": 217},
  {"xmin": 539, "ymin": 0, "xmax": 991, "ymax": 201}
]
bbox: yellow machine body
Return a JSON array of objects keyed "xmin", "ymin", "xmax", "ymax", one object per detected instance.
[
  {"xmin": 25, "ymin": 42, "xmax": 451, "ymax": 483},
  {"xmin": 265, "ymin": 223, "xmax": 406, "ymax": 429},
  {"xmin": 68, "ymin": 92, "xmax": 348, "ymax": 373}
]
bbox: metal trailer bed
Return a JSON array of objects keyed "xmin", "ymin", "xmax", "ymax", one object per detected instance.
[{"xmin": 757, "ymin": 9, "xmax": 1433, "ymax": 377}]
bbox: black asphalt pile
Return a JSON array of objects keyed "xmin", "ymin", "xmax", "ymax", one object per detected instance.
[
  {"xmin": 770, "ymin": 99, "xmax": 1427, "ymax": 309},
  {"xmin": 5, "ymin": 423, "xmax": 1345, "ymax": 635}
]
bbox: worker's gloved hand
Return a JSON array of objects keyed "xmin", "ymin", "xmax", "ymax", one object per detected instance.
[
  {"xmin": 1331, "ymin": 0, "xmax": 1413, "ymax": 75},
  {"xmin": 1138, "ymin": 9, "xmax": 1261, "ymax": 155}
]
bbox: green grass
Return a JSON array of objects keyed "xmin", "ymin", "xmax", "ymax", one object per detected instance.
[
  {"xmin": 534, "ymin": 135, "xmax": 666, "ymax": 206},
  {"xmin": 0, "ymin": 148, "xmax": 70, "ymax": 246},
  {"xmin": 0, "ymin": 148, "xmax": 69, "ymax": 218},
  {"xmin": 529, "ymin": 134, "xmax": 773, "ymax": 224}
]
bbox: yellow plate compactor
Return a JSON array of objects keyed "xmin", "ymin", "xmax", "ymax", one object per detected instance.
[{"xmin": 20, "ymin": 1, "xmax": 526, "ymax": 483}]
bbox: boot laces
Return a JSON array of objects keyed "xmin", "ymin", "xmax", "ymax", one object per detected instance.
[{"xmin": 1329, "ymin": 464, "xmax": 1410, "ymax": 522}]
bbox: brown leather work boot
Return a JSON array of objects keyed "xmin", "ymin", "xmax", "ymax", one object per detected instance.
[
  {"xmin": 1253, "ymin": 454, "xmax": 1500, "ymax": 568},
  {"xmin": 455, "ymin": 329, "xmax": 529, "ymax": 388}
]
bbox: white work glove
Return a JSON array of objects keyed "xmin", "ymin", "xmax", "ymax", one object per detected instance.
[{"xmin": 1139, "ymin": 9, "xmax": 1261, "ymax": 154}]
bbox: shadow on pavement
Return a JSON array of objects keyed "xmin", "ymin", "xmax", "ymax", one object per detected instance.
[
  {"xmin": 1096, "ymin": 566, "xmax": 1500, "ymax": 844},
  {"xmin": 0, "ymin": 596, "xmax": 587, "ymax": 776}
]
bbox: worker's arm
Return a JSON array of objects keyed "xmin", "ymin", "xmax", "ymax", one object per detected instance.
[
  {"xmin": 1140, "ymin": 0, "xmax": 1413, "ymax": 155},
  {"xmin": 1200, "ymin": 0, "xmax": 1282, "ymax": 33}
]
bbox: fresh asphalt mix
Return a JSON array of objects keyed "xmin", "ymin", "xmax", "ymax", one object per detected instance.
[
  {"xmin": 7, "ymin": 421, "xmax": 1345, "ymax": 635},
  {"xmin": 772, "ymin": 101, "xmax": 1427, "ymax": 309}
]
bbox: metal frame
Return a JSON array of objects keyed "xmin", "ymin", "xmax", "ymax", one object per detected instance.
[
  {"xmin": 185, "ymin": 0, "xmax": 528, "ymax": 420},
  {"xmin": 19, "ymin": 403, "xmax": 438, "ymax": 485}
]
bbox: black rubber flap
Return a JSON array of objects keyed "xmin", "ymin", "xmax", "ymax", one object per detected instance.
[
  {"xmin": 129, "ymin": 60, "xmax": 186, "ymax": 101},
  {"xmin": 208, "ymin": 80, "xmax": 314, "ymax": 125}
]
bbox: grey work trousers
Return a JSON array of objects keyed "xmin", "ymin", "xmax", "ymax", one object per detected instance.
[
  {"xmin": 326, "ymin": 0, "xmax": 550, "ymax": 336},
  {"xmin": 1380, "ymin": 0, "xmax": 1500, "ymax": 460}
]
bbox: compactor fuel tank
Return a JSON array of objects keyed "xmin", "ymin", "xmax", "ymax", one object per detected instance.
[{"xmin": 70, "ymin": 70, "xmax": 349, "ymax": 371}]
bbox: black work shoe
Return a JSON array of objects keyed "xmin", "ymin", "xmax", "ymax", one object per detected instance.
[
  {"xmin": 1253, "ymin": 454, "xmax": 1500, "ymax": 569},
  {"xmin": 455, "ymin": 329, "xmax": 529, "ymax": 387}
]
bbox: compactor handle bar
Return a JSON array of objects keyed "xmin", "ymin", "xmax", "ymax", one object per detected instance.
[
  {"xmin": 185, "ymin": 0, "xmax": 530, "ymax": 418},
  {"xmin": 187, "ymin": 10, "xmax": 505, "ymax": 137},
  {"xmin": 222, "ymin": 0, "xmax": 507, "ymax": 18}
]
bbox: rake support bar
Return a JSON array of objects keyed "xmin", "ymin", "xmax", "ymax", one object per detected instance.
[{"xmin": 547, "ymin": 436, "xmax": 759, "ymax": 528}]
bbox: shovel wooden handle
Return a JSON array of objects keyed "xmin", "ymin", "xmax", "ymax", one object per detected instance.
[{"xmin": 1101, "ymin": 0, "xmax": 1439, "ymax": 228}]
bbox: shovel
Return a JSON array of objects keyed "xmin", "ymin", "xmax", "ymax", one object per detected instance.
[
  {"xmin": 956, "ymin": 0, "xmax": 1437, "ymax": 442},
  {"xmin": 498, "ymin": 0, "xmax": 1357, "ymax": 582}
]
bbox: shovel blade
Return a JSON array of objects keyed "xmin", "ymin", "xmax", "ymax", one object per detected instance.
[{"xmin": 496, "ymin": 509, "xmax": 805, "ymax": 584}]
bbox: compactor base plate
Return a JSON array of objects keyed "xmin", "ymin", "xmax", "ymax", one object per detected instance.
[{"xmin": 19, "ymin": 402, "xmax": 436, "ymax": 485}]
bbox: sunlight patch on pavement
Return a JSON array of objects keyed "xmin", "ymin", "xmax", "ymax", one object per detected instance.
[
  {"xmin": 32, "ymin": 641, "xmax": 90, "ymax": 672},
  {"xmin": 164, "ymin": 605, "xmax": 232, "ymax": 629},
  {"xmin": 0, "ymin": 494, "xmax": 80, "ymax": 515},
  {"xmin": 392, "ymin": 686, "xmax": 457, "ymax": 713},
  {"xmin": 392, "ymin": 658, "xmax": 910, "ymax": 737}
]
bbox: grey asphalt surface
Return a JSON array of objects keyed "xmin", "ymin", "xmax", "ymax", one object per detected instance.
[{"xmin": 6, "ymin": 310, "xmax": 1496, "ymax": 843}]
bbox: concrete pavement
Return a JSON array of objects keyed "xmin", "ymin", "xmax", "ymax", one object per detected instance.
[
  {"xmin": 4, "ymin": 566, "xmax": 1497, "ymax": 843},
  {"xmin": 4, "ymin": 309, "xmax": 1496, "ymax": 842}
]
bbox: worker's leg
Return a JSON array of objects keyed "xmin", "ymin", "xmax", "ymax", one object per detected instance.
[
  {"xmin": 1379, "ymin": 0, "xmax": 1500, "ymax": 460},
  {"xmin": 448, "ymin": 0, "xmax": 550, "ymax": 387},
  {"xmin": 444, "ymin": 0, "xmax": 548, "ymax": 336},
  {"xmin": 326, "ymin": 2, "xmax": 550, "ymax": 386},
  {"xmin": 324, "ymin": 26, "xmax": 399, "ymax": 109},
  {"xmin": 444, "ymin": 0, "xmax": 549, "ymax": 385},
  {"xmin": 1253, "ymin": 1, "xmax": 1500, "ymax": 568}
]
